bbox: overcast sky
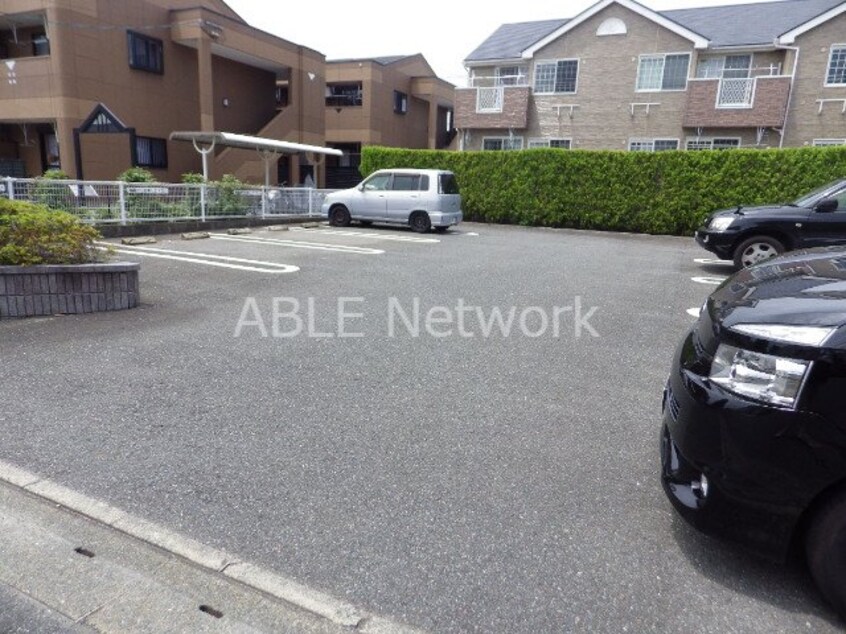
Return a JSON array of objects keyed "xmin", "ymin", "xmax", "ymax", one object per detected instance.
[{"xmin": 226, "ymin": 0, "xmax": 780, "ymax": 86}]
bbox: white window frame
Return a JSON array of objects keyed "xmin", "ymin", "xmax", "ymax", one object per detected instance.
[
  {"xmin": 716, "ymin": 77, "xmax": 756, "ymax": 109},
  {"xmin": 533, "ymin": 58, "xmax": 580, "ymax": 95},
  {"xmin": 629, "ymin": 138, "xmax": 679, "ymax": 152},
  {"xmin": 825, "ymin": 45, "xmax": 846, "ymax": 87},
  {"xmin": 482, "ymin": 136, "xmax": 524, "ymax": 151},
  {"xmin": 636, "ymin": 53, "xmax": 690, "ymax": 92},
  {"xmin": 685, "ymin": 137, "xmax": 742, "ymax": 150},
  {"xmin": 813, "ymin": 139, "xmax": 846, "ymax": 147},
  {"xmin": 527, "ymin": 137, "xmax": 572, "ymax": 149},
  {"xmin": 495, "ymin": 65, "xmax": 527, "ymax": 86}
]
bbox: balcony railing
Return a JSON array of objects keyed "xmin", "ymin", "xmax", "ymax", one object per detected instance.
[
  {"xmin": 717, "ymin": 78, "xmax": 755, "ymax": 108},
  {"xmin": 476, "ymin": 87, "xmax": 503, "ymax": 113}
]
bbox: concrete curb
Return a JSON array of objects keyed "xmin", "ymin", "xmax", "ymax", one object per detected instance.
[{"xmin": 0, "ymin": 459, "xmax": 418, "ymax": 632}]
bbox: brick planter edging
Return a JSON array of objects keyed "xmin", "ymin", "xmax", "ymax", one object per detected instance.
[{"xmin": 0, "ymin": 262, "xmax": 140, "ymax": 319}]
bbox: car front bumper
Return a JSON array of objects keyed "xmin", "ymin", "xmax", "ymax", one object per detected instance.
[
  {"xmin": 660, "ymin": 331, "xmax": 833, "ymax": 561},
  {"xmin": 694, "ymin": 228, "xmax": 737, "ymax": 260}
]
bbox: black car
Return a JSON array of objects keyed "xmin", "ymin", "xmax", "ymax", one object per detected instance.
[
  {"xmin": 661, "ymin": 247, "xmax": 846, "ymax": 618},
  {"xmin": 695, "ymin": 179, "xmax": 846, "ymax": 269}
]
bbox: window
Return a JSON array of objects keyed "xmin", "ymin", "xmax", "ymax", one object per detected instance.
[
  {"xmin": 363, "ymin": 173, "xmax": 391, "ymax": 191},
  {"xmin": 826, "ymin": 46, "xmax": 846, "ymax": 85},
  {"xmin": 135, "ymin": 136, "xmax": 167, "ymax": 168},
  {"xmin": 127, "ymin": 31, "xmax": 163, "ymax": 74},
  {"xmin": 697, "ymin": 55, "xmax": 751, "ymax": 79},
  {"xmin": 394, "ymin": 90, "xmax": 408, "ymax": 114},
  {"xmin": 629, "ymin": 138, "xmax": 678, "ymax": 152},
  {"xmin": 527, "ymin": 138, "xmax": 571, "ymax": 149},
  {"xmin": 32, "ymin": 32, "xmax": 49, "ymax": 57},
  {"xmin": 326, "ymin": 83, "xmax": 362, "ymax": 107},
  {"xmin": 483, "ymin": 137, "xmax": 523, "ymax": 151},
  {"xmin": 686, "ymin": 138, "xmax": 740, "ymax": 150},
  {"xmin": 813, "ymin": 139, "xmax": 846, "ymax": 147},
  {"xmin": 534, "ymin": 60, "xmax": 579, "ymax": 94},
  {"xmin": 636, "ymin": 54, "xmax": 689, "ymax": 91},
  {"xmin": 496, "ymin": 65, "xmax": 526, "ymax": 86},
  {"xmin": 391, "ymin": 174, "xmax": 419, "ymax": 191},
  {"xmin": 439, "ymin": 173, "xmax": 459, "ymax": 195}
]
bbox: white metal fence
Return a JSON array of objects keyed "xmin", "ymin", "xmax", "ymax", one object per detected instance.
[{"xmin": 0, "ymin": 177, "xmax": 334, "ymax": 224}]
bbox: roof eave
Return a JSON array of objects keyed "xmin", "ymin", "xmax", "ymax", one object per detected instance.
[
  {"xmin": 778, "ymin": 1, "xmax": 846, "ymax": 45},
  {"xmin": 520, "ymin": 0, "xmax": 709, "ymax": 59}
]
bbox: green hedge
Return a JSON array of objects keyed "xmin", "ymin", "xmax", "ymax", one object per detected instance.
[
  {"xmin": 0, "ymin": 198, "xmax": 102, "ymax": 266},
  {"xmin": 360, "ymin": 146, "xmax": 846, "ymax": 235}
]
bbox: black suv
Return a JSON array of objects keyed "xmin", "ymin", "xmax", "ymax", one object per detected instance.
[
  {"xmin": 695, "ymin": 179, "xmax": 846, "ymax": 268},
  {"xmin": 661, "ymin": 247, "xmax": 846, "ymax": 618}
]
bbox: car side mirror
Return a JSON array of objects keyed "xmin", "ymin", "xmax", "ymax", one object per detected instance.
[{"xmin": 816, "ymin": 197, "xmax": 838, "ymax": 213}]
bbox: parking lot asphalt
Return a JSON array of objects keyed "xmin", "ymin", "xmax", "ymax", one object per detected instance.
[{"xmin": 0, "ymin": 222, "xmax": 842, "ymax": 633}]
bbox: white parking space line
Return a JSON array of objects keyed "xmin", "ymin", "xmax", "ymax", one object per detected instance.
[
  {"xmin": 694, "ymin": 258, "xmax": 733, "ymax": 266},
  {"xmin": 209, "ymin": 234, "xmax": 385, "ymax": 255},
  {"xmin": 691, "ymin": 276, "xmax": 727, "ymax": 286},
  {"xmin": 686, "ymin": 308, "xmax": 701, "ymax": 317},
  {"xmin": 290, "ymin": 227, "xmax": 440, "ymax": 244},
  {"xmin": 98, "ymin": 243, "xmax": 299, "ymax": 274}
]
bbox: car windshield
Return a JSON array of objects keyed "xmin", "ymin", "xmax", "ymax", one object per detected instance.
[{"xmin": 793, "ymin": 179, "xmax": 846, "ymax": 207}]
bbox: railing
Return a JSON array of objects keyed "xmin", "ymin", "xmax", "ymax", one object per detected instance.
[
  {"xmin": 0, "ymin": 177, "xmax": 335, "ymax": 224},
  {"xmin": 717, "ymin": 78, "xmax": 755, "ymax": 108},
  {"xmin": 476, "ymin": 87, "xmax": 504, "ymax": 113},
  {"xmin": 468, "ymin": 75, "xmax": 530, "ymax": 88}
]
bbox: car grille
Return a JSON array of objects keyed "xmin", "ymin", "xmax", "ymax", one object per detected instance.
[{"xmin": 667, "ymin": 386, "xmax": 681, "ymax": 423}]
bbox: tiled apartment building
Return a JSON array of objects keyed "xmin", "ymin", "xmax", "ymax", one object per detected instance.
[
  {"xmin": 324, "ymin": 55, "xmax": 456, "ymax": 188},
  {"xmin": 0, "ymin": 0, "xmax": 327, "ymax": 184},
  {"xmin": 456, "ymin": 0, "xmax": 846, "ymax": 152}
]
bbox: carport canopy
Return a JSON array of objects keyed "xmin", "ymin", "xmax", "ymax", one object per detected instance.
[{"xmin": 169, "ymin": 131, "xmax": 342, "ymax": 187}]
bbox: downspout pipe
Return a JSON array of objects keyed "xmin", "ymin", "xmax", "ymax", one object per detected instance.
[{"xmin": 774, "ymin": 39, "xmax": 800, "ymax": 149}]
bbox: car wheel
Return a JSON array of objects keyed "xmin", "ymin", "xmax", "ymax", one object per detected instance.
[
  {"xmin": 806, "ymin": 486, "xmax": 846, "ymax": 618},
  {"xmin": 732, "ymin": 235, "xmax": 784, "ymax": 269},
  {"xmin": 329, "ymin": 205, "xmax": 351, "ymax": 227},
  {"xmin": 409, "ymin": 212, "xmax": 431, "ymax": 233}
]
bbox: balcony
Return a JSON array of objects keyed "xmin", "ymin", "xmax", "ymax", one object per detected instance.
[
  {"xmin": 684, "ymin": 76, "xmax": 791, "ymax": 128},
  {"xmin": 455, "ymin": 86, "xmax": 530, "ymax": 130}
]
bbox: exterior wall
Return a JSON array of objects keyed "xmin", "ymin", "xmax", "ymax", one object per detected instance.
[
  {"xmin": 784, "ymin": 12, "xmax": 846, "ymax": 146},
  {"xmin": 0, "ymin": 0, "xmax": 326, "ymax": 183},
  {"xmin": 459, "ymin": 4, "xmax": 846, "ymax": 151},
  {"xmin": 324, "ymin": 58, "xmax": 453, "ymax": 150}
]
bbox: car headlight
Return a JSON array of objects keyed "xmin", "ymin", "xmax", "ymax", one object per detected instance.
[
  {"xmin": 710, "ymin": 344, "xmax": 810, "ymax": 408},
  {"xmin": 731, "ymin": 324, "xmax": 836, "ymax": 347},
  {"xmin": 709, "ymin": 216, "xmax": 734, "ymax": 231}
]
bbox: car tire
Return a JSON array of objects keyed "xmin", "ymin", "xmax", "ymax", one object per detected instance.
[
  {"xmin": 732, "ymin": 235, "xmax": 784, "ymax": 269},
  {"xmin": 409, "ymin": 212, "xmax": 431, "ymax": 233},
  {"xmin": 806, "ymin": 486, "xmax": 846, "ymax": 618},
  {"xmin": 329, "ymin": 205, "xmax": 351, "ymax": 227}
]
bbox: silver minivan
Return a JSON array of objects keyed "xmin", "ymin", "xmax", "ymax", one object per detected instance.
[{"xmin": 321, "ymin": 169, "xmax": 463, "ymax": 233}]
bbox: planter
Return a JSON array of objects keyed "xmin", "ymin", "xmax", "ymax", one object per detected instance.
[{"xmin": 0, "ymin": 262, "xmax": 140, "ymax": 319}]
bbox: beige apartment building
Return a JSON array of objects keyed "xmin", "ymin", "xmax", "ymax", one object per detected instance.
[
  {"xmin": 0, "ymin": 0, "xmax": 327, "ymax": 185},
  {"xmin": 457, "ymin": 0, "xmax": 846, "ymax": 152},
  {"xmin": 323, "ymin": 55, "xmax": 456, "ymax": 188}
]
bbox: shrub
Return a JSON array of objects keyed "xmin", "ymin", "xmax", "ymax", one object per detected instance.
[
  {"xmin": 361, "ymin": 146, "xmax": 846, "ymax": 236},
  {"xmin": 0, "ymin": 198, "xmax": 102, "ymax": 266},
  {"xmin": 32, "ymin": 168, "xmax": 74, "ymax": 212},
  {"xmin": 117, "ymin": 167, "xmax": 155, "ymax": 183},
  {"xmin": 210, "ymin": 174, "xmax": 248, "ymax": 216}
]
